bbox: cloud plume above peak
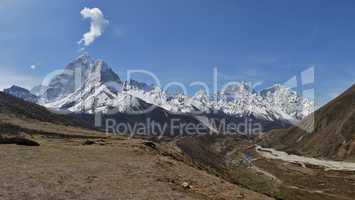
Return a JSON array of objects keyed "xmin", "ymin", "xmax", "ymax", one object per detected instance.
[{"xmin": 79, "ymin": 7, "xmax": 109, "ymax": 46}]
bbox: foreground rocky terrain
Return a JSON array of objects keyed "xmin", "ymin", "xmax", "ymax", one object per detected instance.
[
  {"xmin": 0, "ymin": 136, "xmax": 272, "ymax": 200},
  {"xmin": 2, "ymin": 128, "xmax": 354, "ymax": 200}
]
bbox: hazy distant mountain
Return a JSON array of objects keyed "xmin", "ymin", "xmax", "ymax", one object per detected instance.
[
  {"xmin": 4, "ymin": 85, "xmax": 38, "ymax": 103},
  {"xmin": 260, "ymin": 84, "xmax": 355, "ymax": 160}
]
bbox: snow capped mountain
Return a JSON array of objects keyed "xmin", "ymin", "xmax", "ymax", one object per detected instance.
[
  {"xmin": 222, "ymin": 82, "xmax": 255, "ymax": 101},
  {"xmin": 35, "ymin": 54, "xmax": 122, "ymax": 103},
  {"xmin": 38, "ymin": 54, "xmax": 94, "ymax": 102},
  {"xmin": 31, "ymin": 54, "xmax": 313, "ymax": 124},
  {"xmin": 38, "ymin": 54, "xmax": 151, "ymax": 113},
  {"xmin": 212, "ymin": 82, "xmax": 268, "ymax": 118},
  {"xmin": 127, "ymin": 88, "xmax": 212, "ymax": 114},
  {"xmin": 124, "ymin": 79, "xmax": 154, "ymax": 92},
  {"xmin": 3, "ymin": 85, "xmax": 38, "ymax": 103},
  {"xmin": 124, "ymin": 81, "xmax": 312, "ymax": 122},
  {"xmin": 188, "ymin": 90, "xmax": 213, "ymax": 113},
  {"xmin": 260, "ymin": 84, "xmax": 314, "ymax": 120}
]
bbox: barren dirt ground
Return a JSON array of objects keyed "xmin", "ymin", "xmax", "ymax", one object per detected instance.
[{"xmin": 0, "ymin": 136, "xmax": 272, "ymax": 200}]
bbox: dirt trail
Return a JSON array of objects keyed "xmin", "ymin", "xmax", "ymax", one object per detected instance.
[{"xmin": 256, "ymin": 145, "xmax": 355, "ymax": 171}]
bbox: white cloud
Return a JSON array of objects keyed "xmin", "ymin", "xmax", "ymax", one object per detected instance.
[
  {"xmin": 30, "ymin": 64, "xmax": 37, "ymax": 70},
  {"xmin": 78, "ymin": 7, "xmax": 109, "ymax": 46}
]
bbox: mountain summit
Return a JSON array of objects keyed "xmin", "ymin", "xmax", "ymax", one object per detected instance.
[{"xmin": 36, "ymin": 54, "xmax": 121, "ymax": 103}]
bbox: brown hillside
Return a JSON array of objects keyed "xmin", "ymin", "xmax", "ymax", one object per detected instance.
[{"xmin": 261, "ymin": 84, "xmax": 355, "ymax": 161}]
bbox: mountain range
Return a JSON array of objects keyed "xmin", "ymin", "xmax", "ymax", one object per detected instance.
[{"xmin": 4, "ymin": 54, "xmax": 314, "ymax": 133}]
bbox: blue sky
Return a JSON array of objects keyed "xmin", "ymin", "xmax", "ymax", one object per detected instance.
[{"xmin": 0, "ymin": 0, "xmax": 355, "ymax": 106}]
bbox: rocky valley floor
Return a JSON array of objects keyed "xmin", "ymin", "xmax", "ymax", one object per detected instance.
[
  {"xmin": 0, "ymin": 134, "xmax": 271, "ymax": 200},
  {"xmin": 176, "ymin": 136, "xmax": 355, "ymax": 200},
  {"xmin": 1, "ymin": 133, "xmax": 355, "ymax": 200}
]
